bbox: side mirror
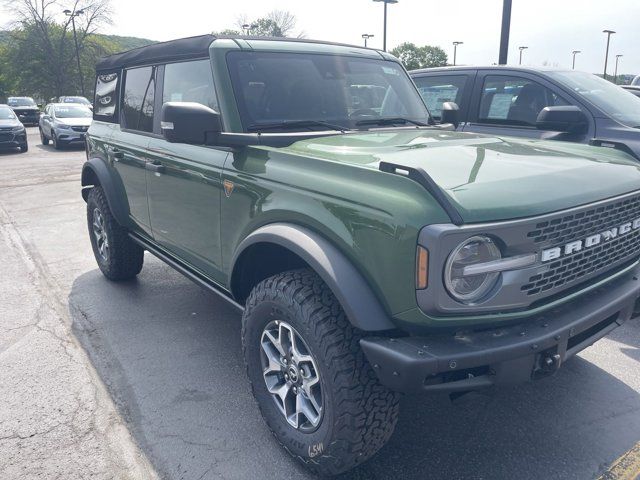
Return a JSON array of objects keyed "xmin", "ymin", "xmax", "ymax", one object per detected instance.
[
  {"xmin": 161, "ymin": 102, "xmax": 222, "ymax": 144},
  {"xmin": 536, "ymin": 106, "xmax": 588, "ymax": 134},
  {"xmin": 440, "ymin": 102, "xmax": 460, "ymax": 128}
]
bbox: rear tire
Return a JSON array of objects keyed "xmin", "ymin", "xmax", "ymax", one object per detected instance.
[
  {"xmin": 40, "ymin": 127, "xmax": 49, "ymax": 145},
  {"xmin": 242, "ymin": 268, "xmax": 400, "ymax": 476},
  {"xmin": 86, "ymin": 186, "xmax": 144, "ymax": 280}
]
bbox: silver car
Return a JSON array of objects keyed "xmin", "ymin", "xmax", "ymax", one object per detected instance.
[{"xmin": 39, "ymin": 103, "xmax": 92, "ymax": 149}]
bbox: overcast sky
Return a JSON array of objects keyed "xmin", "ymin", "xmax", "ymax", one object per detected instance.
[{"xmin": 4, "ymin": 0, "xmax": 640, "ymax": 75}]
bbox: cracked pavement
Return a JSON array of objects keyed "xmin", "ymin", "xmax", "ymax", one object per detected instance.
[{"xmin": 1, "ymin": 128, "xmax": 639, "ymax": 479}]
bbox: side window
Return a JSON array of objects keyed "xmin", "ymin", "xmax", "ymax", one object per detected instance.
[
  {"xmin": 122, "ymin": 66, "xmax": 156, "ymax": 132},
  {"xmin": 94, "ymin": 72, "xmax": 119, "ymax": 122},
  {"xmin": 414, "ymin": 75, "xmax": 468, "ymax": 120},
  {"xmin": 162, "ymin": 59, "xmax": 218, "ymax": 111},
  {"xmin": 478, "ymin": 75, "xmax": 569, "ymax": 127}
]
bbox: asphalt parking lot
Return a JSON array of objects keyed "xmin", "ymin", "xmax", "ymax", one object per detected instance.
[{"xmin": 1, "ymin": 127, "xmax": 639, "ymax": 480}]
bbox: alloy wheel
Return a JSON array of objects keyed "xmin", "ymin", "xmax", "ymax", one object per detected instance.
[
  {"xmin": 260, "ymin": 320, "xmax": 323, "ymax": 432},
  {"xmin": 92, "ymin": 208, "xmax": 110, "ymax": 262}
]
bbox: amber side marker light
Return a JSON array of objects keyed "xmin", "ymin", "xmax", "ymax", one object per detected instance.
[{"xmin": 416, "ymin": 246, "xmax": 429, "ymax": 289}]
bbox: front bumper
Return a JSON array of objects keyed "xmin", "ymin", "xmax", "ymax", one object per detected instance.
[
  {"xmin": 15, "ymin": 112, "xmax": 39, "ymax": 125},
  {"xmin": 0, "ymin": 131, "xmax": 27, "ymax": 149},
  {"xmin": 57, "ymin": 129, "xmax": 87, "ymax": 143},
  {"xmin": 361, "ymin": 264, "xmax": 640, "ymax": 394}
]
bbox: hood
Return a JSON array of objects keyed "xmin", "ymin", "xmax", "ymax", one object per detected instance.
[
  {"xmin": 56, "ymin": 117, "xmax": 92, "ymax": 127},
  {"xmin": 0, "ymin": 119, "xmax": 22, "ymax": 128},
  {"xmin": 280, "ymin": 129, "xmax": 640, "ymax": 223},
  {"xmin": 11, "ymin": 105, "xmax": 38, "ymax": 111}
]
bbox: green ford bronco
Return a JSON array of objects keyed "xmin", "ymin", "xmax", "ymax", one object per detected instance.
[{"xmin": 82, "ymin": 35, "xmax": 640, "ymax": 475}]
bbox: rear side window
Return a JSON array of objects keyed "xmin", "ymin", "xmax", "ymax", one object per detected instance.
[
  {"xmin": 122, "ymin": 66, "xmax": 156, "ymax": 132},
  {"xmin": 414, "ymin": 75, "xmax": 468, "ymax": 120},
  {"xmin": 94, "ymin": 72, "xmax": 119, "ymax": 121},
  {"xmin": 163, "ymin": 59, "xmax": 218, "ymax": 111},
  {"xmin": 478, "ymin": 75, "xmax": 569, "ymax": 127}
]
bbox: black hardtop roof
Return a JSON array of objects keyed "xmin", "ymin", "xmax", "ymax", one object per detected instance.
[{"xmin": 95, "ymin": 34, "xmax": 388, "ymax": 71}]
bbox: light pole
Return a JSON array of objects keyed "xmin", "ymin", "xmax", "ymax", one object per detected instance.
[
  {"xmin": 518, "ymin": 46, "xmax": 528, "ymax": 65},
  {"xmin": 373, "ymin": 0, "xmax": 398, "ymax": 52},
  {"xmin": 242, "ymin": 23, "xmax": 250, "ymax": 35},
  {"xmin": 572, "ymin": 50, "xmax": 581, "ymax": 69},
  {"xmin": 602, "ymin": 29, "xmax": 616, "ymax": 81},
  {"xmin": 498, "ymin": 0, "xmax": 512, "ymax": 65},
  {"xmin": 614, "ymin": 54, "xmax": 623, "ymax": 84},
  {"xmin": 452, "ymin": 41, "xmax": 463, "ymax": 66},
  {"xmin": 63, "ymin": 8, "xmax": 85, "ymax": 96},
  {"xmin": 362, "ymin": 34, "xmax": 374, "ymax": 48}
]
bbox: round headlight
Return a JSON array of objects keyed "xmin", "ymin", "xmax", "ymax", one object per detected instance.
[{"xmin": 444, "ymin": 235, "xmax": 501, "ymax": 303}]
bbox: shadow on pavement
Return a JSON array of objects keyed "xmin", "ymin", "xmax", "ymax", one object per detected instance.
[{"xmin": 69, "ymin": 257, "xmax": 640, "ymax": 480}]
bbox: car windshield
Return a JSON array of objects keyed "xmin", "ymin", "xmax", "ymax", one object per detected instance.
[
  {"xmin": 226, "ymin": 51, "xmax": 431, "ymax": 132},
  {"xmin": 8, "ymin": 97, "xmax": 36, "ymax": 107},
  {"xmin": 548, "ymin": 71, "xmax": 640, "ymax": 128},
  {"xmin": 0, "ymin": 107, "xmax": 17, "ymax": 120},
  {"xmin": 54, "ymin": 105, "xmax": 92, "ymax": 118},
  {"xmin": 62, "ymin": 96, "xmax": 91, "ymax": 105}
]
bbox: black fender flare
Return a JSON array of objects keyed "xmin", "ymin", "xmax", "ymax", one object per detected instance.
[
  {"xmin": 230, "ymin": 223, "xmax": 396, "ymax": 332},
  {"xmin": 81, "ymin": 158, "xmax": 130, "ymax": 227}
]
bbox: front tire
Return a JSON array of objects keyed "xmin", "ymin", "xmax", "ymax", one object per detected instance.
[
  {"xmin": 52, "ymin": 131, "xmax": 62, "ymax": 150},
  {"xmin": 86, "ymin": 186, "xmax": 144, "ymax": 280},
  {"xmin": 40, "ymin": 127, "xmax": 49, "ymax": 145},
  {"xmin": 19, "ymin": 143, "xmax": 28, "ymax": 153},
  {"xmin": 242, "ymin": 269, "xmax": 400, "ymax": 476}
]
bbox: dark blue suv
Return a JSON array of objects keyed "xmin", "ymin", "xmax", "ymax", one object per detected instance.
[{"xmin": 410, "ymin": 66, "xmax": 640, "ymax": 160}]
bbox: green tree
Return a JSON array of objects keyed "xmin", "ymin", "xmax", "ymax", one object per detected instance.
[
  {"xmin": 232, "ymin": 10, "xmax": 301, "ymax": 38},
  {"xmin": 390, "ymin": 42, "xmax": 448, "ymax": 70}
]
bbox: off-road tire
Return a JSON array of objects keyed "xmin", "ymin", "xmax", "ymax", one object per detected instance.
[
  {"xmin": 242, "ymin": 268, "xmax": 400, "ymax": 476},
  {"xmin": 86, "ymin": 186, "xmax": 144, "ymax": 280},
  {"xmin": 40, "ymin": 127, "xmax": 49, "ymax": 145}
]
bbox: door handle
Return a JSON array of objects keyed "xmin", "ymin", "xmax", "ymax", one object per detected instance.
[
  {"xmin": 145, "ymin": 161, "xmax": 165, "ymax": 174},
  {"xmin": 109, "ymin": 147, "xmax": 124, "ymax": 160}
]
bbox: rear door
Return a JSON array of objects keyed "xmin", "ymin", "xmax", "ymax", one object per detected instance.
[
  {"xmin": 412, "ymin": 71, "xmax": 476, "ymax": 128},
  {"xmin": 108, "ymin": 65, "xmax": 157, "ymax": 234},
  {"xmin": 145, "ymin": 59, "xmax": 228, "ymax": 284}
]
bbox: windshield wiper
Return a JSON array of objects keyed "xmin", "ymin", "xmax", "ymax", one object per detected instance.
[
  {"xmin": 355, "ymin": 117, "xmax": 429, "ymax": 128},
  {"xmin": 247, "ymin": 120, "xmax": 348, "ymax": 133}
]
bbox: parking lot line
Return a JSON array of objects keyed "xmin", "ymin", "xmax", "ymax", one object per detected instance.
[{"xmin": 599, "ymin": 441, "xmax": 640, "ymax": 480}]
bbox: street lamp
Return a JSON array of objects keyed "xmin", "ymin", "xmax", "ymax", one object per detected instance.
[
  {"xmin": 372, "ymin": 0, "xmax": 398, "ymax": 52},
  {"xmin": 242, "ymin": 24, "xmax": 250, "ymax": 35},
  {"xmin": 362, "ymin": 34, "xmax": 374, "ymax": 48},
  {"xmin": 63, "ymin": 8, "xmax": 85, "ymax": 96},
  {"xmin": 602, "ymin": 29, "xmax": 616, "ymax": 81},
  {"xmin": 614, "ymin": 54, "xmax": 623, "ymax": 84},
  {"xmin": 518, "ymin": 46, "xmax": 528, "ymax": 65},
  {"xmin": 572, "ymin": 50, "xmax": 581, "ymax": 69},
  {"xmin": 452, "ymin": 41, "xmax": 463, "ymax": 66}
]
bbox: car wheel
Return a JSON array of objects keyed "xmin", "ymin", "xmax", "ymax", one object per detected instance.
[
  {"xmin": 40, "ymin": 127, "xmax": 49, "ymax": 145},
  {"xmin": 86, "ymin": 186, "xmax": 144, "ymax": 280},
  {"xmin": 19, "ymin": 143, "xmax": 28, "ymax": 153},
  {"xmin": 242, "ymin": 268, "xmax": 400, "ymax": 476},
  {"xmin": 52, "ymin": 131, "xmax": 62, "ymax": 150}
]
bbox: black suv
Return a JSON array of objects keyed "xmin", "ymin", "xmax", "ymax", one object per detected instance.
[
  {"xmin": 7, "ymin": 96, "xmax": 40, "ymax": 126},
  {"xmin": 411, "ymin": 66, "xmax": 640, "ymax": 160}
]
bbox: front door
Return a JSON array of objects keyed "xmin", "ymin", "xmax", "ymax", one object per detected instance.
[{"xmin": 145, "ymin": 58, "xmax": 228, "ymax": 283}]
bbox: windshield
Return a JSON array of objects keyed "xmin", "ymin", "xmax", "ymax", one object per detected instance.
[
  {"xmin": 8, "ymin": 97, "xmax": 36, "ymax": 107},
  {"xmin": 226, "ymin": 51, "xmax": 431, "ymax": 132},
  {"xmin": 62, "ymin": 96, "xmax": 91, "ymax": 105},
  {"xmin": 548, "ymin": 71, "xmax": 640, "ymax": 128},
  {"xmin": 54, "ymin": 105, "xmax": 92, "ymax": 118},
  {"xmin": 0, "ymin": 106, "xmax": 17, "ymax": 120}
]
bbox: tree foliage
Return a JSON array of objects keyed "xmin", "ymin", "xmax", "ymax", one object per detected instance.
[
  {"xmin": 390, "ymin": 42, "xmax": 448, "ymax": 70},
  {"xmin": 229, "ymin": 10, "xmax": 302, "ymax": 38},
  {"xmin": 0, "ymin": 0, "xmax": 126, "ymax": 101}
]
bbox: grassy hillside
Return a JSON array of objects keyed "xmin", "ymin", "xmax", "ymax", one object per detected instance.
[{"xmin": 0, "ymin": 30, "xmax": 155, "ymax": 52}]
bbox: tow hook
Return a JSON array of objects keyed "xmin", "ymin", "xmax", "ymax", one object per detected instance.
[{"xmin": 533, "ymin": 351, "xmax": 562, "ymax": 380}]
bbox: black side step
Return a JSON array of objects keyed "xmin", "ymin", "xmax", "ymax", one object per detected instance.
[
  {"xmin": 129, "ymin": 232, "xmax": 245, "ymax": 312},
  {"xmin": 379, "ymin": 161, "xmax": 464, "ymax": 225}
]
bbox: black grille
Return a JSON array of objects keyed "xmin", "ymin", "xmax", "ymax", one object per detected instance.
[
  {"xmin": 0, "ymin": 133, "xmax": 12, "ymax": 142},
  {"xmin": 72, "ymin": 126, "xmax": 88, "ymax": 132},
  {"xmin": 521, "ymin": 194, "xmax": 640, "ymax": 296}
]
